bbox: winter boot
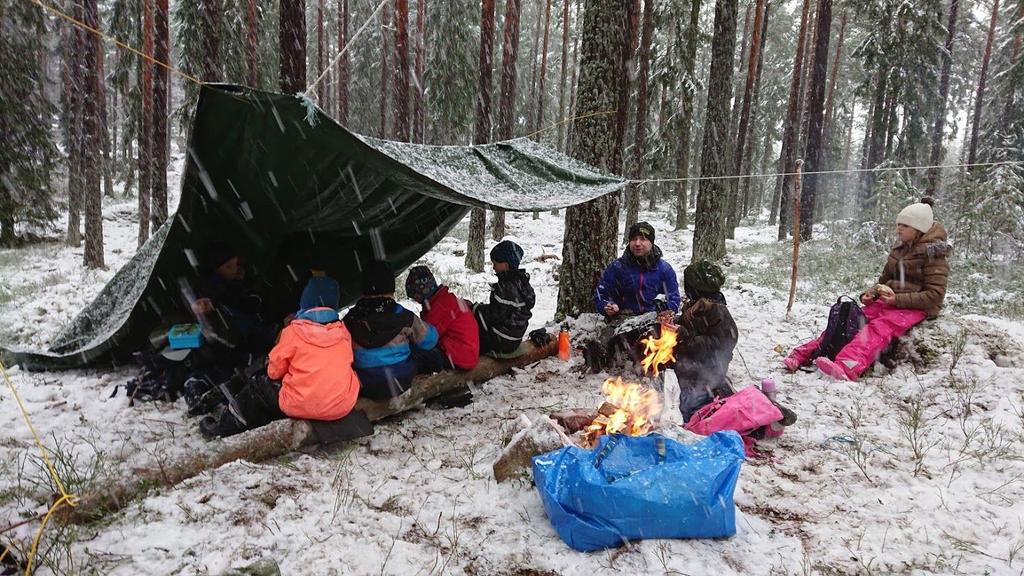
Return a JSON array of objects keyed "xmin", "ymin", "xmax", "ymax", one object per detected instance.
[
  {"xmin": 814, "ymin": 357, "xmax": 852, "ymax": 382},
  {"xmin": 199, "ymin": 405, "xmax": 245, "ymax": 439}
]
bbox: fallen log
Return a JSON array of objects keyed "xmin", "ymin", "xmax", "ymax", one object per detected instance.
[{"xmin": 65, "ymin": 340, "xmax": 557, "ymax": 524}]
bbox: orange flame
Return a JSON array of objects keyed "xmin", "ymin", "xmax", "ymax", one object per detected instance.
[
  {"xmin": 581, "ymin": 377, "xmax": 662, "ymax": 447},
  {"xmin": 640, "ymin": 324, "xmax": 678, "ymax": 377}
]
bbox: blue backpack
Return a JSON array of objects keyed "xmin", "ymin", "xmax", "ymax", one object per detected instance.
[{"xmin": 812, "ymin": 296, "xmax": 867, "ymax": 362}]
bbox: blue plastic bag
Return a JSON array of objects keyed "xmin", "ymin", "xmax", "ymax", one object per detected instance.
[{"xmin": 532, "ymin": 431, "xmax": 745, "ymax": 552}]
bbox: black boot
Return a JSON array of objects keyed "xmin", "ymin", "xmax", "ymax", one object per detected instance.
[{"xmin": 199, "ymin": 406, "xmax": 246, "ymax": 439}]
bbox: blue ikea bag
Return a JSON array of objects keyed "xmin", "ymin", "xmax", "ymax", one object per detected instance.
[{"xmin": 532, "ymin": 431, "xmax": 745, "ymax": 552}]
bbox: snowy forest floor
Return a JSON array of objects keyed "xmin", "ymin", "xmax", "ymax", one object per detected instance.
[{"xmin": 2, "ymin": 179, "xmax": 1024, "ymax": 574}]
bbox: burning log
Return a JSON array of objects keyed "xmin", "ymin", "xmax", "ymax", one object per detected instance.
[
  {"xmin": 580, "ymin": 377, "xmax": 662, "ymax": 448},
  {"xmin": 65, "ymin": 340, "xmax": 557, "ymax": 524}
]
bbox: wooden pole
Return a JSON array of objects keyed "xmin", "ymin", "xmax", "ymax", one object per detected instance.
[
  {"xmin": 786, "ymin": 159, "xmax": 804, "ymax": 319},
  {"xmin": 64, "ymin": 340, "xmax": 558, "ymax": 524}
]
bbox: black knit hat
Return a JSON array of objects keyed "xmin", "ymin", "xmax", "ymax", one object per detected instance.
[
  {"xmin": 490, "ymin": 240, "xmax": 525, "ymax": 269},
  {"xmin": 627, "ymin": 221, "xmax": 655, "ymax": 243},
  {"xmin": 362, "ymin": 260, "xmax": 396, "ymax": 295},
  {"xmin": 683, "ymin": 259, "xmax": 726, "ymax": 297}
]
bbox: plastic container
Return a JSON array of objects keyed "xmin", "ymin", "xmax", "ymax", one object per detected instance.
[
  {"xmin": 168, "ymin": 323, "xmax": 203, "ymax": 349},
  {"xmin": 759, "ymin": 377, "xmax": 777, "ymax": 401}
]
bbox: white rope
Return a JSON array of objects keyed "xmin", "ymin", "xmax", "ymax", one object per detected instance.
[
  {"xmin": 306, "ymin": 0, "xmax": 391, "ymax": 99},
  {"xmin": 629, "ymin": 160, "xmax": 1024, "ymax": 184}
]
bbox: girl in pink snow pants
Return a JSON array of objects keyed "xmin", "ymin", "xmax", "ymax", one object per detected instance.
[{"xmin": 784, "ymin": 197, "xmax": 951, "ymax": 381}]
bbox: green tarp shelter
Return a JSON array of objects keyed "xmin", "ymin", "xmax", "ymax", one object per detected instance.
[{"xmin": 3, "ymin": 84, "xmax": 625, "ymax": 370}]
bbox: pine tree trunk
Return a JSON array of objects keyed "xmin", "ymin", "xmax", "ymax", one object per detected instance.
[
  {"xmin": 413, "ymin": 0, "xmax": 426, "ymax": 142},
  {"xmin": 202, "ymin": 0, "xmax": 221, "ymax": 81},
  {"xmin": 797, "ymin": 0, "xmax": 832, "ymax": 240},
  {"xmin": 467, "ymin": 0, "xmax": 497, "ymax": 273},
  {"xmin": 925, "ymin": 0, "xmax": 958, "ymax": 194},
  {"xmin": 967, "ymin": 0, "xmax": 1000, "ymax": 170},
  {"xmin": 151, "ymin": 0, "xmax": 169, "ymax": 230},
  {"xmin": 527, "ymin": 0, "xmax": 544, "ymax": 135},
  {"xmin": 726, "ymin": 0, "xmax": 765, "ymax": 239},
  {"xmin": 565, "ymin": 8, "xmax": 580, "ymax": 153},
  {"xmin": 82, "ymin": 0, "xmax": 104, "ymax": 269},
  {"xmin": 674, "ymin": 0, "xmax": 701, "ymax": 231},
  {"xmin": 606, "ymin": 0, "xmax": 636, "ymax": 254},
  {"xmin": 97, "ymin": 51, "xmax": 114, "ymax": 198},
  {"xmin": 774, "ymin": 0, "xmax": 811, "ymax": 239},
  {"xmin": 337, "ymin": 0, "xmax": 349, "ymax": 124},
  {"xmin": 379, "ymin": 3, "xmax": 390, "ymax": 137},
  {"xmin": 623, "ymin": 0, "xmax": 654, "ymax": 242},
  {"xmin": 247, "ymin": 0, "xmax": 259, "ymax": 86},
  {"xmin": 796, "ymin": 0, "xmax": 819, "ymax": 157},
  {"xmin": 861, "ymin": 69, "xmax": 888, "ymax": 207},
  {"xmin": 739, "ymin": 1, "xmax": 770, "ymax": 220},
  {"xmin": 728, "ymin": 3, "xmax": 752, "ymax": 152},
  {"xmin": 557, "ymin": 0, "xmax": 631, "ymax": 318},
  {"xmin": 817, "ymin": 9, "xmax": 846, "ymax": 206},
  {"xmin": 393, "ymin": 0, "xmax": 411, "ymax": 141},
  {"xmin": 65, "ymin": 12, "xmax": 83, "ymax": 248},
  {"xmin": 317, "ymin": 0, "xmax": 327, "ymax": 105},
  {"xmin": 691, "ymin": 0, "xmax": 740, "ymax": 262},
  {"xmin": 279, "ymin": 0, "xmax": 307, "ymax": 94},
  {"xmin": 534, "ymin": 0, "xmax": 553, "ymax": 140},
  {"xmin": 494, "ymin": 0, "xmax": 523, "ymax": 241},
  {"xmin": 755, "ymin": 118, "xmax": 773, "ymax": 217},
  {"xmin": 556, "ymin": 0, "xmax": 571, "ymax": 151},
  {"xmin": 138, "ymin": 0, "xmax": 152, "ymax": 247}
]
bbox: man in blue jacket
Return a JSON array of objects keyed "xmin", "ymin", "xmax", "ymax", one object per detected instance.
[
  {"xmin": 594, "ymin": 221, "xmax": 680, "ymax": 320},
  {"xmin": 586, "ymin": 222, "xmax": 680, "ymax": 373}
]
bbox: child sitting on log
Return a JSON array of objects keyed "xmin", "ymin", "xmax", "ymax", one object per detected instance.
[
  {"xmin": 473, "ymin": 240, "xmax": 536, "ymax": 358},
  {"xmin": 404, "ymin": 265, "xmax": 480, "ymax": 372},
  {"xmin": 344, "ymin": 260, "xmax": 441, "ymax": 399},
  {"xmin": 199, "ymin": 274, "xmax": 361, "ymax": 438}
]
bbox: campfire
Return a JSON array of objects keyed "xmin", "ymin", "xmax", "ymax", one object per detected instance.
[{"xmin": 578, "ymin": 324, "xmax": 679, "ymax": 447}]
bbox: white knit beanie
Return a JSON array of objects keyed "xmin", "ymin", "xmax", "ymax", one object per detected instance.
[{"xmin": 896, "ymin": 197, "xmax": 935, "ymax": 233}]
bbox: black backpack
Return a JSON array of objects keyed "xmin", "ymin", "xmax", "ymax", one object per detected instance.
[{"xmin": 811, "ymin": 296, "xmax": 867, "ymax": 362}]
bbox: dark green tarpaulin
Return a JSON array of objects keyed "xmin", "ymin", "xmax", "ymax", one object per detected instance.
[{"xmin": 3, "ymin": 85, "xmax": 625, "ymax": 370}]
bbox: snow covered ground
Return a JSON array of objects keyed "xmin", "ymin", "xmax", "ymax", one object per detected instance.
[{"xmin": 3, "ymin": 181, "xmax": 1024, "ymax": 574}]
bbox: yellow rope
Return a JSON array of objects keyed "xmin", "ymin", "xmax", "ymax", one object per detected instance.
[
  {"xmin": 524, "ymin": 109, "xmax": 618, "ymax": 140},
  {"xmin": 0, "ymin": 359, "xmax": 78, "ymax": 576},
  {"xmin": 28, "ymin": 0, "xmax": 205, "ymax": 87}
]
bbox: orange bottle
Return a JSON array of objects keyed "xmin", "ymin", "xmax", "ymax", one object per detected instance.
[{"xmin": 558, "ymin": 324, "xmax": 571, "ymax": 360}]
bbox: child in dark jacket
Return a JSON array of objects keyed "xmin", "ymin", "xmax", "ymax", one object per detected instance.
[
  {"xmin": 405, "ymin": 265, "xmax": 480, "ymax": 371},
  {"xmin": 344, "ymin": 261, "xmax": 440, "ymax": 399},
  {"xmin": 473, "ymin": 240, "xmax": 536, "ymax": 357}
]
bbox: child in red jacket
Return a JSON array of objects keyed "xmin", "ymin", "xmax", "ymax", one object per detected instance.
[
  {"xmin": 199, "ymin": 275, "xmax": 361, "ymax": 438},
  {"xmin": 405, "ymin": 265, "xmax": 480, "ymax": 371}
]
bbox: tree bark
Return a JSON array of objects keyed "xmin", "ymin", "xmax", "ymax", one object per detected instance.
[
  {"xmin": 817, "ymin": 9, "xmax": 846, "ymax": 207},
  {"xmin": 337, "ymin": 0, "xmax": 349, "ymax": 124},
  {"xmin": 527, "ymin": 0, "xmax": 545, "ymax": 136},
  {"xmin": 151, "ymin": 0, "xmax": 169, "ymax": 230},
  {"xmin": 726, "ymin": 0, "xmax": 766, "ymax": 238},
  {"xmin": 557, "ymin": 0, "xmax": 630, "ymax": 318},
  {"xmin": 279, "ymin": 0, "xmax": 307, "ymax": 94},
  {"xmin": 65, "ymin": 9, "xmax": 83, "ymax": 248},
  {"xmin": 691, "ymin": 0, "xmax": 740, "ymax": 262},
  {"xmin": 413, "ymin": 0, "xmax": 426, "ymax": 142},
  {"xmin": 797, "ymin": 0, "xmax": 832, "ymax": 240},
  {"xmin": 66, "ymin": 340, "xmax": 557, "ymax": 525},
  {"xmin": 494, "ymin": 0, "xmax": 523, "ymax": 241},
  {"xmin": 774, "ymin": 0, "xmax": 811, "ymax": 239},
  {"xmin": 623, "ymin": 0, "xmax": 654, "ymax": 241},
  {"xmin": 740, "ymin": 1, "xmax": 771, "ymax": 220},
  {"xmin": 925, "ymin": 0, "xmax": 958, "ymax": 194},
  {"xmin": 674, "ymin": 0, "xmax": 701, "ymax": 231},
  {"xmin": 861, "ymin": 69, "xmax": 888, "ymax": 208},
  {"xmin": 393, "ymin": 0, "xmax": 411, "ymax": 141},
  {"xmin": 728, "ymin": 2, "xmax": 753, "ymax": 154},
  {"xmin": 202, "ymin": 0, "xmax": 221, "ymax": 81},
  {"xmin": 317, "ymin": 0, "xmax": 327, "ymax": 105},
  {"xmin": 82, "ymin": 0, "xmax": 104, "ymax": 269},
  {"xmin": 467, "ymin": 0, "xmax": 497, "ymax": 273},
  {"xmin": 534, "ymin": 0, "xmax": 554, "ymax": 140},
  {"xmin": 379, "ymin": 2, "xmax": 390, "ymax": 137},
  {"xmin": 247, "ymin": 0, "xmax": 259, "ymax": 87},
  {"xmin": 565, "ymin": 6, "xmax": 580, "ymax": 153},
  {"xmin": 967, "ymin": 0, "xmax": 999, "ymax": 170},
  {"xmin": 138, "ymin": 0, "xmax": 152, "ymax": 247},
  {"xmin": 556, "ymin": 0, "xmax": 572, "ymax": 151}
]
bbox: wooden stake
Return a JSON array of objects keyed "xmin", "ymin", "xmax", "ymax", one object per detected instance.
[{"xmin": 786, "ymin": 159, "xmax": 804, "ymax": 319}]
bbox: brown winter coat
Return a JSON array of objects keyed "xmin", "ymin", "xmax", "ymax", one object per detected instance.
[{"xmin": 878, "ymin": 222, "xmax": 951, "ymax": 318}]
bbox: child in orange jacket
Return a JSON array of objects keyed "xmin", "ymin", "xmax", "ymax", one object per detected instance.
[{"xmin": 200, "ymin": 275, "xmax": 361, "ymax": 438}]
